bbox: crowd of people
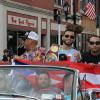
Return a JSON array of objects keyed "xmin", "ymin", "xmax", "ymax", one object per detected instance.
[{"xmin": 1, "ymin": 24, "xmax": 100, "ymax": 65}]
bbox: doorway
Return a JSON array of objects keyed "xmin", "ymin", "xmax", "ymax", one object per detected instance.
[{"xmin": 7, "ymin": 30, "xmax": 26, "ymax": 55}]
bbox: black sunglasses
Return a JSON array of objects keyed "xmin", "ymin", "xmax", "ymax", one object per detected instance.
[
  {"xmin": 89, "ymin": 41, "xmax": 100, "ymax": 45},
  {"xmin": 64, "ymin": 35, "xmax": 75, "ymax": 39}
]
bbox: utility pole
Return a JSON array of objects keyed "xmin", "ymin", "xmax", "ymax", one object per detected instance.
[
  {"xmin": 73, "ymin": 0, "xmax": 76, "ymax": 25},
  {"xmin": 57, "ymin": 12, "xmax": 61, "ymax": 45},
  {"xmin": 54, "ymin": 9, "xmax": 61, "ymax": 45},
  {"xmin": 96, "ymin": 0, "xmax": 100, "ymax": 36},
  {"xmin": 73, "ymin": 0, "xmax": 77, "ymax": 48}
]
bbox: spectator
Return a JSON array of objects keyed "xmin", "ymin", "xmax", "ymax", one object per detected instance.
[
  {"xmin": 59, "ymin": 25, "xmax": 81, "ymax": 62},
  {"xmin": 81, "ymin": 35, "xmax": 100, "ymax": 64},
  {"xmin": 2, "ymin": 49, "xmax": 10, "ymax": 61},
  {"xmin": 14, "ymin": 31, "xmax": 46, "ymax": 62}
]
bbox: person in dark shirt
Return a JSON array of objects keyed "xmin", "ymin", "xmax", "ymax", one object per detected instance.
[
  {"xmin": 14, "ymin": 31, "xmax": 46, "ymax": 62},
  {"xmin": 81, "ymin": 35, "xmax": 100, "ymax": 64}
]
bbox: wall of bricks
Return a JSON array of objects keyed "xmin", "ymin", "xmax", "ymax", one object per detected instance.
[{"xmin": 13, "ymin": 0, "xmax": 54, "ymax": 11}]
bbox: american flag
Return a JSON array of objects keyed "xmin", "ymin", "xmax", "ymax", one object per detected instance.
[{"xmin": 85, "ymin": 0, "xmax": 96, "ymax": 20}]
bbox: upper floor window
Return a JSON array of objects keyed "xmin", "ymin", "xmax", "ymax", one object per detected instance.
[
  {"xmin": 80, "ymin": 0, "xmax": 88, "ymax": 12},
  {"xmin": 54, "ymin": 0, "xmax": 64, "ymax": 6}
]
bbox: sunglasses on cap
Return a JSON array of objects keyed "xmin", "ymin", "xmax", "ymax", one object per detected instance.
[
  {"xmin": 89, "ymin": 41, "xmax": 100, "ymax": 45},
  {"xmin": 64, "ymin": 35, "xmax": 75, "ymax": 39}
]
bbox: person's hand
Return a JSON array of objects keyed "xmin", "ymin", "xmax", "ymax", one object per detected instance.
[
  {"xmin": 13, "ymin": 55, "xmax": 23, "ymax": 60},
  {"xmin": 74, "ymin": 52, "xmax": 81, "ymax": 62},
  {"xmin": 84, "ymin": 62, "xmax": 96, "ymax": 67},
  {"xmin": 88, "ymin": 63, "xmax": 96, "ymax": 66}
]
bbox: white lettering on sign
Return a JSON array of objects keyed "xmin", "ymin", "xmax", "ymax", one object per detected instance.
[
  {"xmin": 8, "ymin": 15, "xmax": 37, "ymax": 28},
  {"xmin": 51, "ymin": 22, "xmax": 66, "ymax": 31}
]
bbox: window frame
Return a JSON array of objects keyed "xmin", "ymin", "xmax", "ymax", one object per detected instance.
[{"xmin": 54, "ymin": 0, "xmax": 64, "ymax": 6}]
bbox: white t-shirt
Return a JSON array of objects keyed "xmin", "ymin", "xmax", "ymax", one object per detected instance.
[{"xmin": 58, "ymin": 48, "xmax": 81, "ymax": 62}]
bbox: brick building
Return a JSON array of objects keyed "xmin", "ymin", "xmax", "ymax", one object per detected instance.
[
  {"xmin": 0, "ymin": 0, "xmax": 65, "ymax": 54},
  {"xmin": 0, "ymin": 0, "xmax": 97, "ymax": 54},
  {"xmin": 0, "ymin": 0, "xmax": 72, "ymax": 54},
  {"xmin": 78, "ymin": 0, "xmax": 98, "ymax": 52}
]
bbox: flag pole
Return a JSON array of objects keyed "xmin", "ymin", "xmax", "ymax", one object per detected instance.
[
  {"xmin": 73, "ymin": 0, "xmax": 77, "ymax": 49},
  {"xmin": 73, "ymin": 0, "xmax": 76, "ymax": 25}
]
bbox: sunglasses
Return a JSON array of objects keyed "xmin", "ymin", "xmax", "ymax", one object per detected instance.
[
  {"xmin": 89, "ymin": 41, "xmax": 100, "ymax": 45},
  {"xmin": 64, "ymin": 35, "xmax": 75, "ymax": 39}
]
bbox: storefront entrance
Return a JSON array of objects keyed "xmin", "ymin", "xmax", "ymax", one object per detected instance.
[{"xmin": 7, "ymin": 30, "xmax": 26, "ymax": 55}]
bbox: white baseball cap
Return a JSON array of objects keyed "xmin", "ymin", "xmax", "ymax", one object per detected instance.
[{"xmin": 27, "ymin": 31, "xmax": 38, "ymax": 41}]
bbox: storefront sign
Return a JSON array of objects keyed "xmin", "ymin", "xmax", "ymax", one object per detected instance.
[
  {"xmin": 51, "ymin": 22, "xmax": 66, "ymax": 31},
  {"xmin": 8, "ymin": 15, "xmax": 37, "ymax": 28}
]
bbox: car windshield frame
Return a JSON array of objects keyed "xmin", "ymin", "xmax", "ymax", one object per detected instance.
[{"xmin": 0, "ymin": 65, "xmax": 79, "ymax": 100}]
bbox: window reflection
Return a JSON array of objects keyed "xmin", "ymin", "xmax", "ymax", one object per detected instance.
[
  {"xmin": 0, "ymin": 70, "xmax": 11, "ymax": 93},
  {"xmin": 0, "ymin": 67, "xmax": 74, "ymax": 99},
  {"xmin": 64, "ymin": 73, "xmax": 73, "ymax": 95}
]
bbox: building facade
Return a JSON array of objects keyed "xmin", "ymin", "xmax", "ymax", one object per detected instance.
[
  {"xmin": 0, "ymin": 0, "xmax": 68, "ymax": 54},
  {"xmin": 78, "ymin": 0, "xmax": 98, "ymax": 52},
  {"xmin": 80, "ymin": 0, "xmax": 97, "ymax": 34},
  {"xmin": 0, "ymin": 0, "xmax": 98, "ymax": 54},
  {"xmin": 0, "ymin": 0, "xmax": 75, "ymax": 54}
]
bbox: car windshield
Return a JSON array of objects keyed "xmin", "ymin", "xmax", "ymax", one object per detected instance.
[{"xmin": 0, "ymin": 65, "xmax": 77, "ymax": 100}]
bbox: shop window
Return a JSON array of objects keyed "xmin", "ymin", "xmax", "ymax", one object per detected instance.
[
  {"xmin": 41, "ymin": 35, "xmax": 46, "ymax": 48},
  {"xmin": 50, "ymin": 35, "xmax": 58, "ymax": 46},
  {"xmin": 7, "ymin": 30, "xmax": 26, "ymax": 55},
  {"xmin": 50, "ymin": 35, "xmax": 63, "ymax": 46},
  {"xmin": 7, "ymin": 31, "xmax": 17, "ymax": 55}
]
